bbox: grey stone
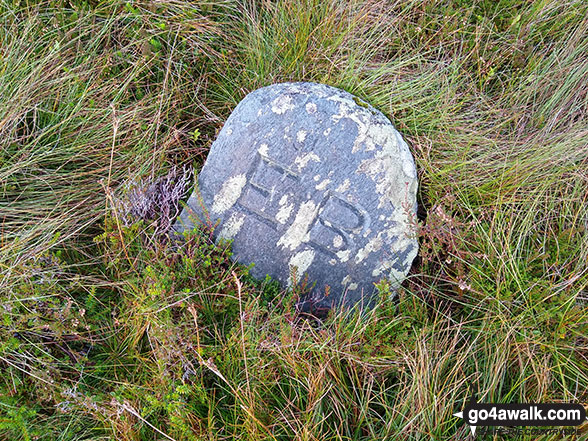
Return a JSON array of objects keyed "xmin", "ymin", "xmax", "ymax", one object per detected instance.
[{"xmin": 174, "ymin": 82, "xmax": 418, "ymax": 311}]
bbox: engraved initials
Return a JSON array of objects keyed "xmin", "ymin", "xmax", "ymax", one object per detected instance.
[
  {"xmin": 236, "ymin": 154, "xmax": 299, "ymax": 229},
  {"xmin": 234, "ymin": 149, "xmax": 369, "ymax": 259},
  {"xmin": 308, "ymin": 194, "xmax": 369, "ymax": 258}
]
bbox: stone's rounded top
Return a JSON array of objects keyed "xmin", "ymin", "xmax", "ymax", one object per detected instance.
[{"xmin": 175, "ymin": 81, "xmax": 419, "ymax": 310}]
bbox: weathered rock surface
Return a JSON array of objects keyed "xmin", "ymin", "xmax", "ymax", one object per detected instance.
[{"xmin": 174, "ymin": 82, "xmax": 418, "ymax": 310}]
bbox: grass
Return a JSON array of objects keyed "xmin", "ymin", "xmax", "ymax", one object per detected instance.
[{"xmin": 1, "ymin": 0, "xmax": 587, "ymax": 440}]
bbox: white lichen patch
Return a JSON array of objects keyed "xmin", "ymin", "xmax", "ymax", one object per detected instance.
[
  {"xmin": 288, "ymin": 249, "xmax": 315, "ymax": 286},
  {"xmin": 335, "ymin": 179, "xmax": 350, "ymax": 193},
  {"xmin": 277, "ymin": 200, "xmax": 320, "ymax": 250},
  {"xmin": 371, "ymin": 260, "xmax": 391, "ymax": 278},
  {"xmin": 218, "ymin": 212, "xmax": 245, "ymax": 240},
  {"xmin": 346, "ymin": 111, "xmax": 418, "ymax": 215},
  {"xmin": 294, "ymin": 152, "xmax": 320, "ymax": 171},
  {"xmin": 284, "ymin": 83, "xmax": 307, "ymax": 95},
  {"xmin": 336, "ymin": 249, "xmax": 351, "ymax": 263},
  {"xmin": 306, "ymin": 102, "xmax": 317, "ymax": 114},
  {"xmin": 276, "ymin": 195, "xmax": 294, "ymax": 224},
  {"xmin": 370, "ymin": 259, "xmax": 406, "ymax": 288},
  {"xmin": 271, "ymin": 95, "xmax": 295, "ymax": 114},
  {"xmin": 356, "ymin": 148, "xmax": 416, "ymax": 211},
  {"xmin": 328, "ymin": 96, "xmax": 371, "ymax": 153},
  {"xmin": 313, "ymin": 175, "xmax": 321, "ymax": 181},
  {"xmin": 367, "ymin": 221, "xmax": 418, "ymax": 280},
  {"xmin": 355, "ymin": 234, "xmax": 384, "ymax": 264},
  {"xmin": 333, "ymin": 235, "xmax": 343, "ymax": 248},
  {"xmin": 370, "ymin": 257, "xmax": 411, "ymax": 285},
  {"xmin": 388, "ymin": 266, "xmax": 406, "ymax": 289},
  {"xmin": 396, "ymin": 132, "xmax": 417, "ymax": 179},
  {"xmin": 367, "ymin": 220, "xmax": 418, "ymax": 282},
  {"xmin": 257, "ymin": 143, "xmax": 269, "ymax": 156},
  {"xmin": 326, "ymin": 93, "xmax": 419, "ymax": 198},
  {"xmin": 296, "ymin": 130, "xmax": 307, "ymax": 143},
  {"xmin": 211, "ymin": 174, "xmax": 247, "ymax": 215},
  {"xmin": 340, "ymin": 276, "xmax": 358, "ymax": 291},
  {"xmin": 315, "ymin": 179, "xmax": 330, "ymax": 191},
  {"xmin": 361, "ymin": 122, "xmax": 397, "ymax": 154},
  {"xmin": 329, "ymin": 258, "xmax": 337, "ymax": 265},
  {"xmin": 323, "ymin": 128, "xmax": 331, "ymax": 136}
]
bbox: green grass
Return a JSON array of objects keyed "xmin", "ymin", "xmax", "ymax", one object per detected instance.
[{"xmin": 1, "ymin": 0, "xmax": 587, "ymax": 440}]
